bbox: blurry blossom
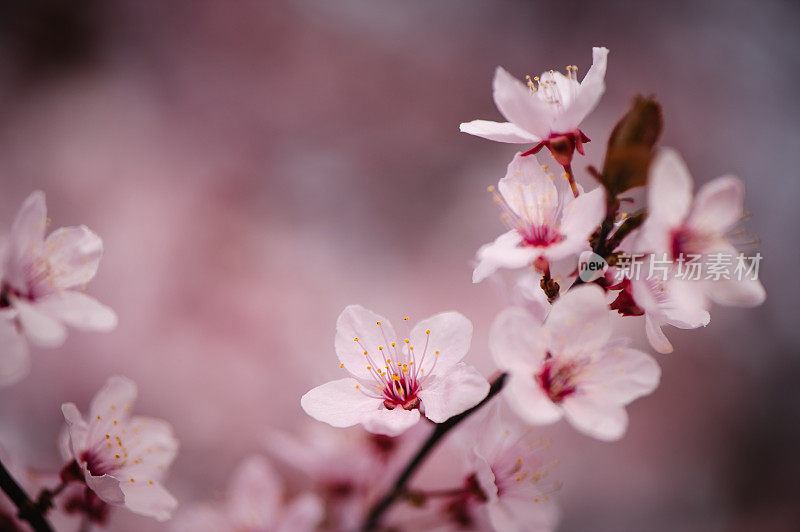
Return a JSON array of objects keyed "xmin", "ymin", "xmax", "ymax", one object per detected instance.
[{"xmin": 0, "ymin": 0, "xmax": 799, "ymax": 530}]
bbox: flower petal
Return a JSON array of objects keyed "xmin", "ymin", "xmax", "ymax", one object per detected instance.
[
  {"xmin": 34, "ymin": 226, "xmax": 104, "ymax": 294},
  {"xmin": 120, "ymin": 479, "xmax": 178, "ymax": 521},
  {"xmin": 552, "ymin": 46, "xmax": 609, "ymax": 132},
  {"xmin": 583, "ymin": 348, "xmax": 661, "ymax": 403},
  {"xmin": 561, "ymin": 396, "xmax": 628, "ymax": 441},
  {"xmin": 459, "ymin": 120, "xmax": 540, "ymax": 143},
  {"xmin": 493, "ymin": 67, "xmax": 553, "ymax": 139},
  {"xmin": 498, "ymin": 153, "xmax": 560, "ymax": 223},
  {"xmin": 559, "ymin": 187, "xmax": 605, "ymax": 241},
  {"xmin": 503, "ymin": 371, "xmax": 563, "ymax": 425},
  {"xmin": 362, "ymin": 406, "xmax": 421, "ymax": 436},
  {"xmin": 418, "ymin": 362, "xmax": 489, "ymax": 423},
  {"xmin": 0, "ymin": 319, "xmax": 29, "ymax": 387},
  {"xmin": 33, "ymin": 291, "xmax": 117, "ymax": 331},
  {"xmin": 335, "ymin": 305, "xmax": 395, "ymax": 380},
  {"xmin": 89, "ymin": 376, "xmax": 138, "ymax": 422},
  {"xmin": 473, "ymin": 230, "xmax": 536, "ymax": 283},
  {"xmin": 12, "ymin": 297, "xmax": 67, "ymax": 347},
  {"xmin": 707, "ymin": 276, "xmax": 766, "ymax": 307},
  {"xmin": 545, "ymin": 285, "xmax": 612, "ymax": 353},
  {"xmin": 85, "ymin": 473, "xmax": 124, "ymax": 506},
  {"xmin": 410, "ymin": 311, "xmax": 472, "ymax": 375},
  {"xmin": 61, "ymin": 402, "xmax": 90, "ymax": 459},
  {"xmin": 227, "ymin": 456, "xmax": 281, "ymax": 529},
  {"xmin": 644, "ymin": 314, "xmax": 674, "ymax": 354},
  {"xmin": 646, "ymin": 148, "xmax": 693, "ymax": 228},
  {"xmin": 276, "ymin": 492, "xmax": 325, "ymax": 532},
  {"xmin": 4, "ymin": 191, "xmax": 47, "ymax": 292},
  {"xmin": 688, "ymin": 175, "xmax": 743, "ymax": 235},
  {"xmin": 490, "ymin": 307, "xmax": 549, "ymax": 370},
  {"xmin": 301, "ymin": 378, "xmax": 380, "ymax": 428}
]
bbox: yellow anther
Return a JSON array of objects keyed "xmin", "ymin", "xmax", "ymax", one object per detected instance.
[
  {"xmin": 386, "ymin": 359, "xmax": 392, "ymax": 363},
  {"xmin": 391, "ymin": 342, "xmax": 396, "ymax": 347},
  {"xmin": 376, "ymin": 321, "xmax": 382, "ymax": 325},
  {"xmin": 403, "ymin": 316, "xmax": 410, "ymax": 321},
  {"xmin": 339, "ymin": 363, "xmax": 344, "ymax": 368},
  {"xmin": 130, "ymin": 478, "xmax": 135, "ymax": 483},
  {"xmin": 404, "ymin": 339, "xmax": 410, "ymax": 344},
  {"xmin": 487, "ymin": 185, "xmax": 496, "ymax": 193},
  {"xmin": 366, "ymin": 366, "xmax": 371, "ymax": 370},
  {"xmin": 425, "ymin": 329, "xmax": 430, "ymax": 335},
  {"xmin": 354, "ymin": 337, "xmax": 359, "ymax": 342},
  {"xmin": 355, "ymin": 384, "xmax": 360, "ymax": 389},
  {"xmin": 363, "ymin": 350, "xmax": 368, "ymax": 355},
  {"xmin": 435, "ymin": 350, "xmax": 440, "ymax": 355},
  {"xmin": 378, "ymin": 346, "xmax": 384, "ymax": 351}
]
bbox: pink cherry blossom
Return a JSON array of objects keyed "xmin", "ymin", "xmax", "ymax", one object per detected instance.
[
  {"xmin": 638, "ymin": 148, "xmax": 766, "ymax": 307},
  {"xmin": 490, "ymin": 285, "xmax": 661, "ymax": 441},
  {"xmin": 473, "ymin": 153, "xmax": 605, "ymax": 283},
  {"xmin": 60, "ymin": 376, "xmax": 179, "ymax": 521},
  {"xmin": 460, "ymin": 47, "xmax": 609, "ymax": 166},
  {"xmin": 301, "ymin": 305, "xmax": 489, "ymax": 436},
  {"xmin": 449, "ymin": 402, "xmax": 560, "ymax": 532},
  {"xmin": 171, "ymin": 455, "xmax": 323, "ymax": 532},
  {"xmin": 0, "ymin": 191, "xmax": 117, "ymax": 387},
  {"xmin": 608, "ymin": 273, "xmax": 710, "ymax": 355}
]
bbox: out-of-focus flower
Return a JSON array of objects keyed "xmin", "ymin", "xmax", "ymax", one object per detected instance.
[
  {"xmin": 171, "ymin": 455, "xmax": 323, "ymax": 532},
  {"xmin": 638, "ymin": 148, "xmax": 766, "ymax": 307},
  {"xmin": 473, "ymin": 153, "xmax": 605, "ymax": 283},
  {"xmin": 0, "ymin": 191, "xmax": 117, "ymax": 387},
  {"xmin": 446, "ymin": 402, "xmax": 559, "ymax": 532},
  {"xmin": 301, "ymin": 305, "xmax": 489, "ymax": 436},
  {"xmin": 60, "ymin": 376, "xmax": 179, "ymax": 521},
  {"xmin": 460, "ymin": 47, "xmax": 609, "ymax": 167},
  {"xmin": 265, "ymin": 424, "xmax": 420, "ymax": 530},
  {"xmin": 490, "ymin": 285, "xmax": 661, "ymax": 441}
]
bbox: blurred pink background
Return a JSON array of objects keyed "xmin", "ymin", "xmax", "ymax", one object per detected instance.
[{"xmin": 0, "ymin": 0, "xmax": 798, "ymax": 530}]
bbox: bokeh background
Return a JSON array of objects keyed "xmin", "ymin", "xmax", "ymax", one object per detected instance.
[{"xmin": 0, "ymin": 0, "xmax": 798, "ymax": 530}]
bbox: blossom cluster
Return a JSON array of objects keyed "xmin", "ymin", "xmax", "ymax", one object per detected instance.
[{"xmin": 0, "ymin": 45, "xmax": 765, "ymax": 532}]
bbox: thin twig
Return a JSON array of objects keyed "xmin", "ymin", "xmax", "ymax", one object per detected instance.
[
  {"xmin": 362, "ymin": 372, "xmax": 508, "ymax": 531},
  {"xmin": 0, "ymin": 457, "xmax": 54, "ymax": 532}
]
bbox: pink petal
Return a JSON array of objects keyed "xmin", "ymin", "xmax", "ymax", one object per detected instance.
[
  {"xmin": 335, "ymin": 305, "xmax": 395, "ymax": 380},
  {"xmin": 552, "ymin": 46, "xmax": 609, "ymax": 132},
  {"xmin": 12, "ymin": 297, "xmax": 67, "ymax": 347},
  {"xmin": 489, "ymin": 307, "xmax": 549, "ymax": 371},
  {"xmin": 473, "ymin": 230, "xmax": 535, "ymax": 283},
  {"xmin": 498, "ymin": 153, "xmax": 560, "ymax": 223},
  {"xmin": 561, "ymin": 396, "xmax": 628, "ymax": 441},
  {"xmin": 459, "ymin": 120, "xmax": 540, "ymax": 143},
  {"xmin": 545, "ymin": 285, "xmax": 612, "ymax": 352},
  {"xmin": 300, "ymin": 378, "xmax": 380, "ymax": 428},
  {"xmin": 559, "ymin": 187, "xmax": 606, "ymax": 243},
  {"xmin": 410, "ymin": 311, "xmax": 472, "ymax": 375},
  {"xmin": 707, "ymin": 276, "xmax": 766, "ymax": 308},
  {"xmin": 647, "ymin": 148, "xmax": 693, "ymax": 227},
  {"xmin": 492, "ymin": 67, "xmax": 553, "ymax": 139},
  {"xmin": 60, "ymin": 402, "xmax": 90, "ymax": 459},
  {"xmin": 503, "ymin": 372, "xmax": 563, "ymax": 425},
  {"xmin": 33, "ymin": 291, "xmax": 117, "ymax": 331},
  {"xmin": 361, "ymin": 406, "xmax": 421, "ymax": 436},
  {"xmin": 645, "ymin": 314, "xmax": 674, "ymax": 354},
  {"xmin": 4, "ymin": 191, "xmax": 47, "ymax": 292},
  {"xmin": 227, "ymin": 456, "xmax": 281, "ymax": 528},
  {"xmin": 38, "ymin": 226, "xmax": 103, "ymax": 293},
  {"xmin": 687, "ymin": 175, "xmax": 744, "ymax": 235},
  {"xmin": 417, "ymin": 362, "xmax": 489, "ymax": 423},
  {"xmin": 120, "ymin": 479, "xmax": 178, "ymax": 521},
  {"xmin": 583, "ymin": 348, "xmax": 661, "ymax": 403},
  {"xmin": 89, "ymin": 376, "xmax": 138, "ymax": 422},
  {"xmin": 85, "ymin": 473, "xmax": 124, "ymax": 505},
  {"xmin": 276, "ymin": 493, "xmax": 325, "ymax": 532}
]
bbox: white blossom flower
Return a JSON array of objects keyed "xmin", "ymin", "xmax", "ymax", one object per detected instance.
[
  {"xmin": 171, "ymin": 455, "xmax": 323, "ymax": 532},
  {"xmin": 60, "ymin": 376, "xmax": 179, "ymax": 521},
  {"xmin": 638, "ymin": 148, "xmax": 766, "ymax": 307},
  {"xmin": 0, "ymin": 191, "xmax": 116, "ymax": 386},
  {"xmin": 301, "ymin": 305, "xmax": 489, "ymax": 436},
  {"xmin": 460, "ymin": 47, "xmax": 609, "ymax": 167},
  {"xmin": 450, "ymin": 402, "xmax": 559, "ymax": 532},
  {"xmin": 473, "ymin": 153, "xmax": 605, "ymax": 283},
  {"xmin": 490, "ymin": 285, "xmax": 661, "ymax": 441}
]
